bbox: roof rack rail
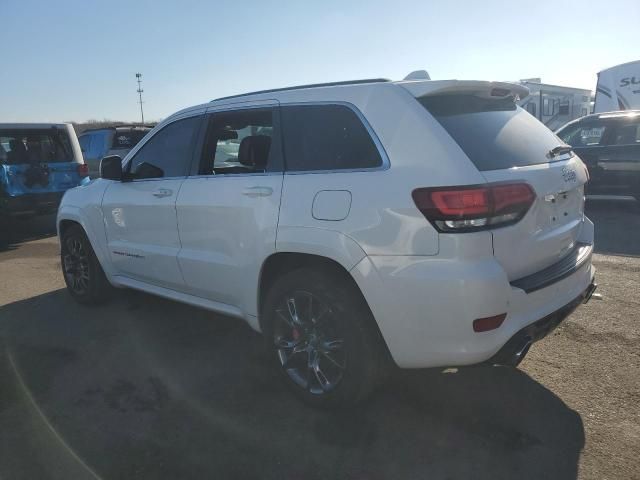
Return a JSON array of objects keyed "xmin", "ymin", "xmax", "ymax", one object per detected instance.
[{"xmin": 212, "ymin": 78, "xmax": 391, "ymax": 102}]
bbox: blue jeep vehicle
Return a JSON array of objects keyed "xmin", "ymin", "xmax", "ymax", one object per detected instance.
[{"xmin": 0, "ymin": 123, "xmax": 88, "ymax": 228}]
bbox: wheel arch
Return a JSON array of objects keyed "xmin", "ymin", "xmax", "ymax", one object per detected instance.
[
  {"xmin": 57, "ymin": 206, "xmax": 113, "ymax": 278},
  {"xmin": 256, "ymin": 251, "xmax": 394, "ymax": 364}
]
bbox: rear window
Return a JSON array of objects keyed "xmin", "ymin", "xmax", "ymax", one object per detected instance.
[
  {"xmin": 111, "ymin": 130, "xmax": 150, "ymax": 149},
  {"xmin": 419, "ymin": 94, "xmax": 563, "ymax": 171},
  {"xmin": 0, "ymin": 129, "xmax": 73, "ymax": 165}
]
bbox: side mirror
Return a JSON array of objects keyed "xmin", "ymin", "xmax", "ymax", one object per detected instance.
[{"xmin": 100, "ymin": 155, "xmax": 123, "ymax": 180}]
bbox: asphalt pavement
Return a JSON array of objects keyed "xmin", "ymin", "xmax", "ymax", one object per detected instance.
[{"xmin": 0, "ymin": 202, "xmax": 638, "ymax": 480}]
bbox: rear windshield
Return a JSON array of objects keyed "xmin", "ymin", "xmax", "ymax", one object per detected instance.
[
  {"xmin": 0, "ymin": 129, "xmax": 73, "ymax": 165},
  {"xmin": 419, "ymin": 94, "xmax": 562, "ymax": 171},
  {"xmin": 111, "ymin": 130, "xmax": 149, "ymax": 149}
]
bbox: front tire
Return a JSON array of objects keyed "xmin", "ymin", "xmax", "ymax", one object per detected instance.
[
  {"xmin": 262, "ymin": 267, "xmax": 381, "ymax": 408},
  {"xmin": 61, "ymin": 224, "xmax": 112, "ymax": 305}
]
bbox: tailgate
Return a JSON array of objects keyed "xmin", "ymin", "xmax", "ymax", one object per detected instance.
[
  {"xmin": 415, "ymin": 86, "xmax": 591, "ymax": 281},
  {"xmin": 482, "ymin": 156, "xmax": 588, "ymax": 280}
]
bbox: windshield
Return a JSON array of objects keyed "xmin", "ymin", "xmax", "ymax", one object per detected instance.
[
  {"xmin": 419, "ymin": 94, "xmax": 563, "ymax": 171},
  {"xmin": 0, "ymin": 129, "xmax": 73, "ymax": 164}
]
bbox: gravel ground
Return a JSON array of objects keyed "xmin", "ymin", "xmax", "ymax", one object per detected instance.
[{"xmin": 0, "ymin": 203, "xmax": 638, "ymax": 480}]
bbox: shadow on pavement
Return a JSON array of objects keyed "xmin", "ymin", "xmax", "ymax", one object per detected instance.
[
  {"xmin": 0, "ymin": 288, "xmax": 584, "ymax": 480},
  {"xmin": 0, "ymin": 214, "xmax": 57, "ymax": 252},
  {"xmin": 586, "ymin": 200, "xmax": 640, "ymax": 257}
]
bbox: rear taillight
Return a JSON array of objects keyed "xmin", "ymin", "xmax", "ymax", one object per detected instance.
[
  {"xmin": 412, "ymin": 182, "xmax": 535, "ymax": 232},
  {"xmin": 78, "ymin": 164, "xmax": 89, "ymax": 177}
]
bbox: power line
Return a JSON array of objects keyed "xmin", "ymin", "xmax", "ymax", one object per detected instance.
[{"xmin": 135, "ymin": 73, "xmax": 145, "ymax": 125}]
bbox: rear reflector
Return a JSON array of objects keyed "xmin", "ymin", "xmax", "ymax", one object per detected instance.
[
  {"xmin": 412, "ymin": 182, "xmax": 535, "ymax": 232},
  {"xmin": 78, "ymin": 164, "xmax": 89, "ymax": 177},
  {"xmin": 473, "ymin": 313, "xmax": 506, "ymax": 332}
]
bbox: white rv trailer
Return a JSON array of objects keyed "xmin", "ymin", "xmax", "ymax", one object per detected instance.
[
  {"xmin": 517, "ymin": 78, "xmax": 592, "ymax": 131},
  {"xmin": 594, "ymin": 60, "xmax": 640, "ymax": 113}
]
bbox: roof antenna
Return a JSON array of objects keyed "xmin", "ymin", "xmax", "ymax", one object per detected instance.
[{"xmin": 404, "ymin": 70, "xmax": 431, "ymax": 81}]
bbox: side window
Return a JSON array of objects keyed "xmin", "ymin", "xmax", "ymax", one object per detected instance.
[
  {"xmin": 78, "ymin": 134, "xmax": 92, "ymax": 154},
  {"xmin": 198, "ymin": 108, "xmax": 277, "ymax": 175},
  {"xmin": 88, "ymin": 133, "xmax": 105, "ymax": 158},
  {"xmin": 543, "ymin": 97, "xmax": 558, "ymax": 116},
  {"xmin": 281, "ymin": 104, "xmax": 383, "ymax": 171},
  {"xmin": 526, "ymin": 103, "xmax": 536, "ymax": 116},
  {"xmin": 610, "ymin": 122, "xmax": 640, "ymax": 146},
  {"xmin": 558, "ymin": 123, "xmax": 607, "ymax": 147},
  {"xmin": 129, "ymin": 116, "xmax": 201, "ymax": 179},
  {"xmin": 559, "ymin": 101, "xmax": 570, "ymax": 115}
]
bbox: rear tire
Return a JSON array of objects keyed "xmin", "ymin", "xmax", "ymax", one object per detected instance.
[
  {"xmin": 61, "ymin": 224, "xmax": 113, "ymax": 305},
  {"xmin": 262, "ymin": 267, "xmax": 381, "ymax": 408}
]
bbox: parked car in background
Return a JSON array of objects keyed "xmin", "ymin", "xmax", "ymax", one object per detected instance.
[
  {"xmin": 78, "ymin": 125, "xmax": 152, "ymax": 177},
  {"xmin": 556, "ymin": 111, "xmax": 640, "ymax": 201},
  {"xmin": 58, "ymin": 77, "xmax": 596, "ymax": 407},
  {"xmin": 0, "ymin": 123, "xmax": 88, "ymax": 232}
]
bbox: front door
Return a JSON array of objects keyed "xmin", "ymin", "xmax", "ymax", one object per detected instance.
[
  {"xmin": 101, "ymin": 114, "xmax": 203, "ymax": 290},
  {"xmin": 176, "ymin": 104, "xmax": 283, "ymax": 314}
]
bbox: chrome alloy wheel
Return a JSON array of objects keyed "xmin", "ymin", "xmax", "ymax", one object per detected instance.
[
  {"xmin": 273, "ymin": 291, "xmax": 346, "ymax": 394},
  {"xmin": 62, "ymin": 236, "xmax": 90, "ymax": 295}
]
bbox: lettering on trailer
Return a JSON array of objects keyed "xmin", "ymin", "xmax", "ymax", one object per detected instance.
[{"xmin": 619, "ymin": 77, "xmax": 640, "ymax": 87}]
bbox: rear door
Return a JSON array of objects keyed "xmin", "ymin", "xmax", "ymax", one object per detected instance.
[
  {"xmin": 101, "ymin": 115, "xmax": 203, "ymax": 290},
  {"xmin": 176, "ymin": 103, "xmax": 283, "ymax": 314},
  {"xmin": 594, "ymin": 119, "xmax": 640, "ymax": 197},
  {"xmin": 420, "ymin": 93, "xmax": 589, "ymax": 281}
]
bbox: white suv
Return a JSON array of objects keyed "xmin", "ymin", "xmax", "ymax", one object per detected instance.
[{"xmin": 57, "ymin": 78, "xmax": 596, "ymax": 407}]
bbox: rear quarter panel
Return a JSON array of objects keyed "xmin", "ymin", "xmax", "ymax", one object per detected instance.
[{"xmin": 276, "ymin": 84, "xmax": 487, "ymax": 256}]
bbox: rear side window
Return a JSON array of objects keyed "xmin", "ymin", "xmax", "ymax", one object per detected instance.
[
  {"xmin": 0, "ymin": 129, "xmax": 73, "ymax": 164},
  {"xmin": 610, "ymin": 122, "xmax": 640, "ymax": 145},
  {"xmin": 419, "ymin": 95, "xmax": 563, "ymax": 171},
  {"xmin": 198, "ymin": 108, "xmax": 279, "ymax": 175},
  {"xmin": 281, "ymin": 104, "xmax": 382, "ymax": 171}
]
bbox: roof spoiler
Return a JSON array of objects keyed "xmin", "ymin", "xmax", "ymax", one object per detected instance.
[{"xmin": 399, "ymin": 80, "xmax": 530, "ymax": 101}]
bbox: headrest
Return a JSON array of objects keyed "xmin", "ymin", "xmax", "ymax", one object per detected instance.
[
  {"xmin": 10, "ymin": 140, "xmax": 26, "ymax": 152},
  {"xmin": 238, "ymin": 135, "xmax": 271, "ymax": 169}
]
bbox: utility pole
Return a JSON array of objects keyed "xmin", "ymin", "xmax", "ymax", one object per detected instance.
[{"xmin": 135, "ymin": 73, "xmax": 145, "ymax": 125}]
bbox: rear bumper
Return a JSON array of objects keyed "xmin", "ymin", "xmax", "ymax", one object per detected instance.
[
  {"xmin": 488, "ymin": 281, "xmax": 597, "ymax": 366},
  {"xmin": 350, "ymin": 220, "xmax": 596, "ymax": 369},
  {"xmin": 1, "ymin": 192, "xmax": 65, "ymax": 216}
]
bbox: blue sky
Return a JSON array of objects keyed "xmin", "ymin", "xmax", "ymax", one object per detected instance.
[{"xmin": 1, "ymin": 0, "xmax": 638, "ymax": 123}]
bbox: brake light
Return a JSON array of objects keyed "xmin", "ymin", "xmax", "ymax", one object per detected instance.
[
  {"xmin": 412, "ymin": 182, "xmax": 535, "ymax": 232},
  {"xmin": 78, "ymin": 164, "xmax": 89, "ymax": 177}
]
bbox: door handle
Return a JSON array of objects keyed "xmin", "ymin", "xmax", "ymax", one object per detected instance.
[
  {"xmin": 242, "ymin": 186, "xmax": 273, "ymax": 197},
  {"xmin": 152, "ymin": 188, "xmax": 173, "ymax": 198}
]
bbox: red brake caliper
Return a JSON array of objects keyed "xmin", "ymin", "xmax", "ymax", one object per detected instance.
[{"xmin": 292, "ymin": 328, "xmax": 301, "ymax": 341}]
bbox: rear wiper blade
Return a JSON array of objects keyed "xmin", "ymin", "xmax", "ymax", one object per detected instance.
[{"xmin": 548, "ymin": 145, "xmax": 573, "ymax": 158}]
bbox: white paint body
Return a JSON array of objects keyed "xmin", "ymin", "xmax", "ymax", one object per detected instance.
[{"xmin": 57, "ymin": 79, "xmax": 595, "ymax": 368}]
